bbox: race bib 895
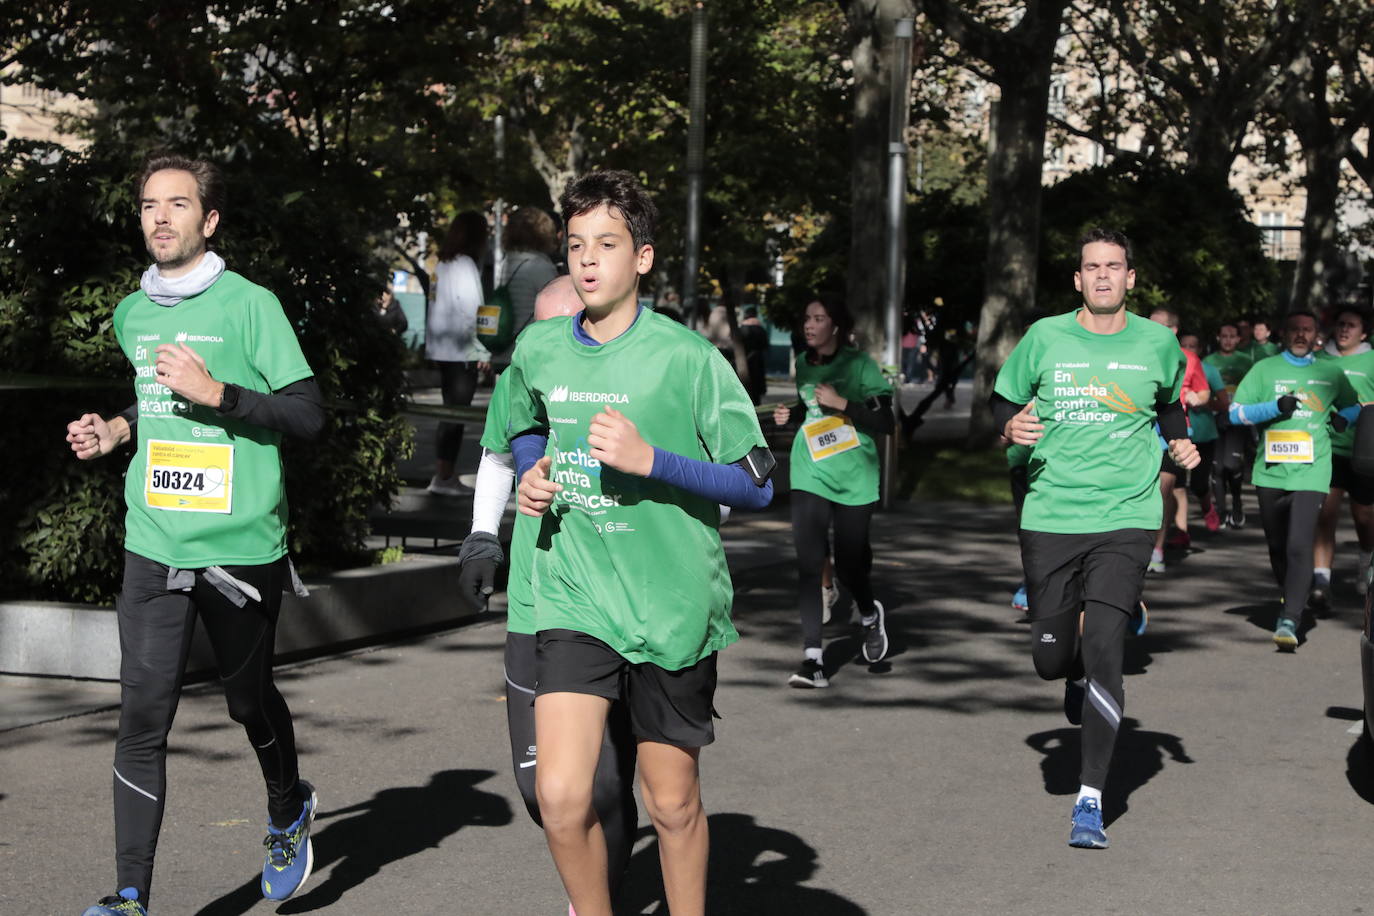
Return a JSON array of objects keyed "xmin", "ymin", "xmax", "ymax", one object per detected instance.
[{"xmin": 803, "ymin": 415, "xmax": 860, "ymax": 462}]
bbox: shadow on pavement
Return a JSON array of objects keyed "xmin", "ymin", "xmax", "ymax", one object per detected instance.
[
  {"xmin": 1346, "ymin": 732, "xmax": 1374, "ymax": 805},
  {"xmin": 193, "ymin": 769, "xmax": 512, "ymax": 916},
  {"xmin": 615, "ymin": 812, "xmax": 866, "ymax": 915},
  {"xmin": 1025, "ymin": 717, "xmax": 1192, "ymax": 827}
]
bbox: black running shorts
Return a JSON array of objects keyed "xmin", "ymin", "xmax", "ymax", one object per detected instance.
[
  {"xmin": 1160, "ymin": 450, "xmax": 1188, "ymax": 486},
  {"xmin": 535, "ymin": 628, "xmax": 718, "ymax": 748},
  {"xmin": 1330, "ymin": 453, "xmax": 1374, "ymax": 506},
  {"xmin": 1018, "ymin": 528, "xmax": 1154, "ymax": 620}
]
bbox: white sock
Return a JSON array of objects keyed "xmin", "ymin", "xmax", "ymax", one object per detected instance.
[
  {"xmin": 1314, "ymin": 566, "xmax": 1331, "ymax": 585},
  {"xmin": 1076, "ymin": 785, "xmax": 1103, "ymax": 805},
  {"xmin": 1151, "ymin": 548, "xmax": 1164, "ymax": 562},
  {"xmin": 804, "ymin": 647, "xmax": 823, "ymax": 663}
]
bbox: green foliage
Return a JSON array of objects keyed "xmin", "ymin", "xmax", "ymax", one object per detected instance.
[
  {"xmin": 0, "ymin": 0, "xmax": 442, "ymax": 601},
  {"xmin": 895, "ymin": 443, "xmax": 1013, "ymax": 504},
  {"xmin": 1037, "ymin": 164, "xmax": 1278, "ymax": 330}
]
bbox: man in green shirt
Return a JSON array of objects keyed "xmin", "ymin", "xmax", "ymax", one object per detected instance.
[
  {"xmin": 993, "ymin": 227, "xmax": 1198, "ymax": 851},
  {"xmin": 1229, "ymin": 311, "xmax": 1359, "ymax": 648},
  {"xmin": 506, "ymin": 171, "xmax": 771, "ymax": 916},
  {"xmin": 66, "ymin": 155, "xmax": 324, "ymax": 916},
  {"xmin": 1311, "ymin": 308, "xmax": 1374, "ymax": 607}
]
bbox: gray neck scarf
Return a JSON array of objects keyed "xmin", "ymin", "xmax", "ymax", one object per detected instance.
[{"xmin": 140, "ymin": 250, "xmax": 226, "ymax": 307}]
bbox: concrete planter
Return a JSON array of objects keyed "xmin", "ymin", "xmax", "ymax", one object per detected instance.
[{"xmin": 0, "ymin": 554, "xmax": 472, "ymax": 681}]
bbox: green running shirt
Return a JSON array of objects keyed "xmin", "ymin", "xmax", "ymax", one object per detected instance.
[
  {"xmin": 993, "ymin": 310, "xmax": 1185, "ymax": 534},
  {"xmin": 1202, "ymin": 351, "xmax": 1254, "ymax": 394},
  {"xmin": 113, "ymin": 271, "xmax": 314, "ymax": 567},
  {"xmin": 1235, "ymin": 354, "xmax": 1357, "ymax": 491},
  {"xmin": 504, "ymin": 310, "xmax": 767, "ymax": 670},
  {"xmin": 478, "ymin": 369, "xmax": 541, "ymax": 635},
  {"xmin": 787, "ymin": 347, "xmax": 893, "ymax": 506},
  {"xmin": 1316, "ymin": 348, "xmax": 1374, "ymax": 457}
]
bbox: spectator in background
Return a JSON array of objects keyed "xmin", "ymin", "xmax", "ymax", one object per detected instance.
[
  {"xmin": 740, "ymin": 305, "xmax": 770, "ymax": 405},
  {"xmin": 376, "ymin": 287, "xmax": 409, "ymax": 336},
  {"xmin": 901, "ymin": 322, "xmax": 919, "ymax": 383},
  {"xmin": 425, "ymin": 210, "xmax": 488, "ymax": 497},
  {"xmin": 484, "ymin": 206, "xmax": 560, "ymax": 369}
]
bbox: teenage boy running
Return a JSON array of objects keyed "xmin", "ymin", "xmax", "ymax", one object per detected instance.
[
  {"xmin": 1204, "ymin": 323, "xmax": 1254, "ymax": 528},
  {"xmin": 505, "ymin": 170, "xmax": 773, "ymax": 916},
  {"xmin": 994, "ymin": 227, "xmax": 1198, "ymax": 850}
]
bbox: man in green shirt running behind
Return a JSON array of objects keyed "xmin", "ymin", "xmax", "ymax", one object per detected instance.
[
  {"xmin": 993, "ymin": 227, "xmax": 1199, "ymax": 851},
  {"xmin": 1229, "ymin": 311, "xmax": 1359, "ymax": 649}
]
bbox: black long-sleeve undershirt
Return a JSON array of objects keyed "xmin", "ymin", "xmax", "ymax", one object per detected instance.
[
  {"xmin": 843, "ymin": 394, "xmax": 895, "ymax": 436},
  {"xmin": 116, "ymin": 377, "xmax": 325, "ymax": 441}
]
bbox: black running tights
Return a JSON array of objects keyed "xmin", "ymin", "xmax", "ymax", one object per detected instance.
[
  {"xmin": 1256, "ymin": 487, "xmax": 1325, "ymax": 616},
  {"xmin": 112, "ymin": 551, "xmax": 302, "ymax": 905},
  {"xmin": 791, "ymin": 489, "xmax": 877, "ymax": 650},
  {"xmin": 503, "ymin": 632, "xmax": 638, "ymax": 895},
  {"xmin": 1030, "ymin": 601, "xmax": 1128, "ymax": 790},
  {"xmin": 436, "ymin": 360, "xmax": 478, "ymax": 462},
  {"xmin": 1213, "ymin": 426, "xmax": 1247, "ymax": 514}
]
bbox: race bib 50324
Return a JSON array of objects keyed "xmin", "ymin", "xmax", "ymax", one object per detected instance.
[{"xmin": 145, "ymin": 439, "xmax": 234, "ymax": 513}]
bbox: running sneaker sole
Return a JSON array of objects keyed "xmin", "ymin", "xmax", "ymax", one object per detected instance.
[
  {"xmin": 1068, "ymin": 831, "xmax": 1110, "ymax": 849},
  {"xmin": 1273, "ymin": 630, "xmax": 1298, "ymax": 651},
  {"xmin": 788, "ymin": 672, "xmax": 829, "ymax": 688}
]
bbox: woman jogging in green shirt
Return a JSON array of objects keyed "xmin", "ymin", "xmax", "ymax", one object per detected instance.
[{"xmin": 774, "ymin": 299, "xmax": 894, "ymax": 688}]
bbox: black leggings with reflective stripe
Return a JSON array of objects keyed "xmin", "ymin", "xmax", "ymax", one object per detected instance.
[
  {"xmin": 112, "ymin": 551, "xmax": 301, "ymax": 905},
  {"xmin": 503, "ymin": 632, "xmax": 638, "ymax": 894}
]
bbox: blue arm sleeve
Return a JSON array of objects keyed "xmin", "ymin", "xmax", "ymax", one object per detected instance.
[
  {"xmin": 1229, "ymin": 399, "xmax": 1283, "ymax": 426},
  {"xmin": 648, "ymin": 447, "xmax": 774, "ymax": 510},
  {"xmin": 1338, "ymin": 404, "xmax": 1361, "ymax": 424},
  {"xmin": 511, "ymin": 433, "xmax": 549, "ymax": 479}
]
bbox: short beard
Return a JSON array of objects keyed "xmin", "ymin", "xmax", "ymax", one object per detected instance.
[{"xmin": 145, "ymin": 234, "xmax": 204, "ymax": 272}]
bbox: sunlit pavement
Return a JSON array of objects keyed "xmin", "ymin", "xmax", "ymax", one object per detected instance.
[{"xmin": 6, "ymin": 485, "xmax": 1374, "ymax": 914}]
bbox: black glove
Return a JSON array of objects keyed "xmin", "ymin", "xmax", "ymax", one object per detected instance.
[
  {"xmin": 1277, "ymin": 395, "xmax": 1300, "ymax": 416},
  {"xmin": 456, "ymin": 531, "xmax": 505, "ymax": 612},
  {"xmin": 1332, "ymin": 412, "xmax": 1350, "ymax": 433}
]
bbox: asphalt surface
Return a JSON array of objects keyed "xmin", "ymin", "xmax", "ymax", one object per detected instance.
[{"xmin": 6, "ymin": 481, "xmax": 1374, "ymax": 914}]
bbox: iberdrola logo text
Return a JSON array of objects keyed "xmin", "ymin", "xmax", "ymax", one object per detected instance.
[{"xmin": 548, "ymin": 385, "xmax": 629, "ymax": 404}]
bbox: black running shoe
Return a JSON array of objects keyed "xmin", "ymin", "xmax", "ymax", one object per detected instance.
[
  {"xmin": 861, "ymin": 600, "xmax": 888, "ymax": 663},
  {"xmin": 1064, "ymin": 678, "xmax": 1085, "ymax": 725},
  {"xmin": 788, "ymin": 659, "xmax": 828, "ymax": 688},
  {"xmin": 1308, "ymin": 578, "xmax": 1331, "ymax": 615}
]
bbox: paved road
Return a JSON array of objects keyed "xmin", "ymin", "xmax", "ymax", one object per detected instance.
[{"xmin": 5, "ymin": 490, "xmax": 1374, "ymax": 915}]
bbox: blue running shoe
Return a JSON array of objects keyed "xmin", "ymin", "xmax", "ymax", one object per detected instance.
[
  {"xmin": 262, "ymin": 780, "xmax": 317, "ymax": 901},
  {"xmin": 1273, "ymin": 618, "xmax": 1298, "ymax": 651},
  {"xmin": 82, "ymin": 889, "xmax": 146, "ymax": 916},
  {"xmin": 1011, "ymin": 583, "xmax": 1029, "ymax": 612},
  {"xmin": 1068, "ymin": 797, "xmax": 1108, "ymax": 849},
  {"xmin": 1130, "ymin": 600, "xmax": 1148, "ymax": 638}
]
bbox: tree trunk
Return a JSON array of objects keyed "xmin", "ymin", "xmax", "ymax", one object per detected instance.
[
  {"xmin": 966, "ymin": 13, "xmax": 1063, "ymax": 446},
  {"xmin": 1287, "ymin": 125, "xmax": 1345, "ymax": 315},
  {"xmin": 844, "ymin": 0, "xmax": 913, "ymax": 356}
]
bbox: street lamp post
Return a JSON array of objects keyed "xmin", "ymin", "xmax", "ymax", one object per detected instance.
[
  {"xmin": 683, "ymin": 2, "xmax": 707, "ymax": 329},
  {"xmin": 881, "ymin": 18, "xmax": 914, "ymax": 509}
]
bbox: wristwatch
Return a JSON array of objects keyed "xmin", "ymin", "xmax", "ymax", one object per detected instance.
[{"xmin": 216, "ymin": 382, "xmax": 241, "ymax": 413}]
